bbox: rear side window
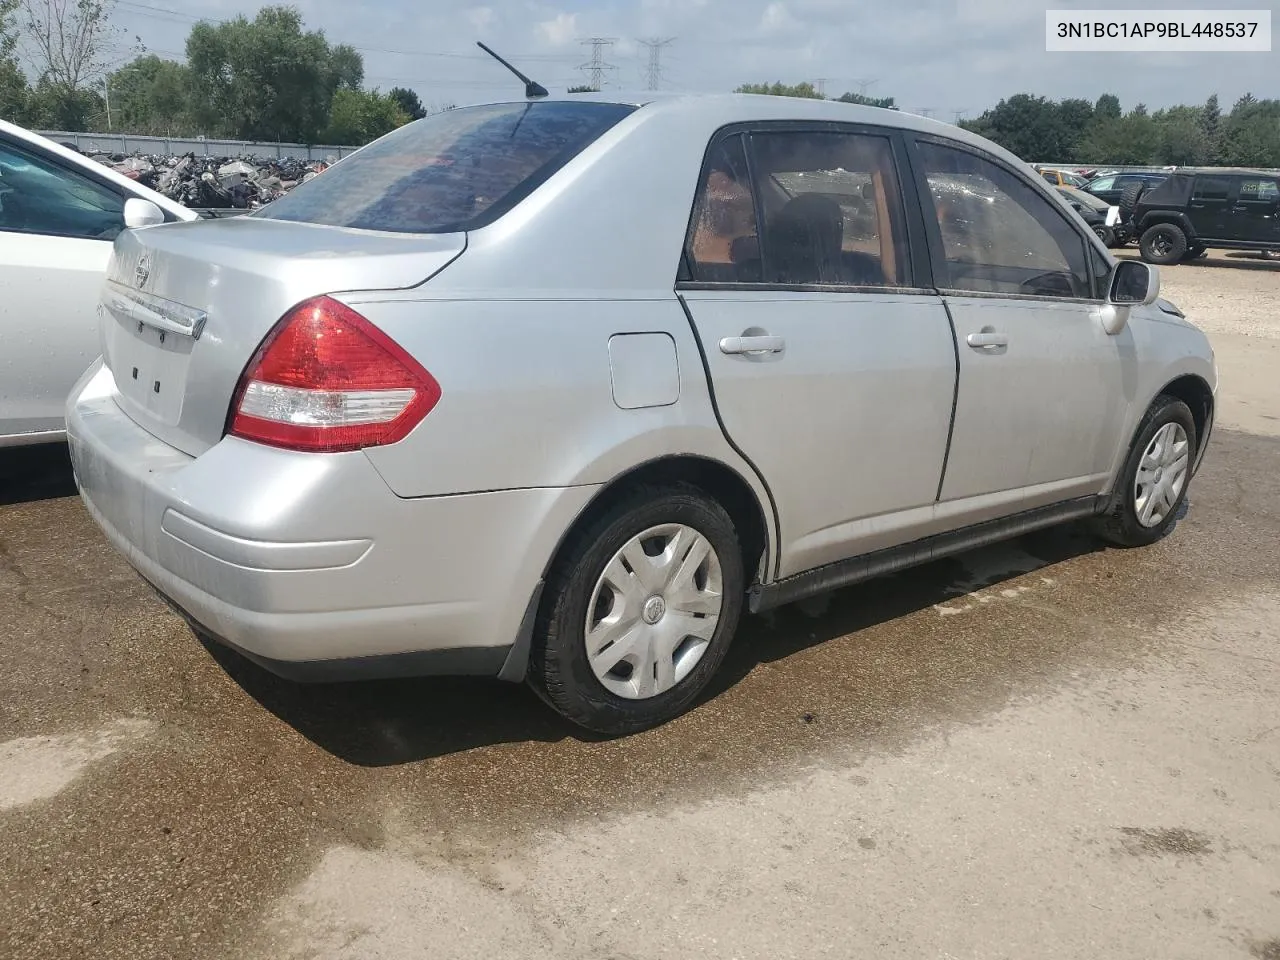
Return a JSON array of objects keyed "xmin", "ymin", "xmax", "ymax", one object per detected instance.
[
  {"xmin": 917, "ymin": 140, "xmax": 1092, "ymax": 300},
  {"xmin": 1239, "ymin": 177, "xmax": 1279, "ymax": 202},
  {"xmin": 1089, "ymin": 176, "xmax": 1116, "ymax": 191},
  {"xmin": 257, "ymin": 101, "xmax": 635, "ymax": 234},
  {"xmin": 0, "ymin": 139, "xmax": 124, "ymax": 241},
  {"xmin": 749, "ymin": 131, "xmax": 909, "ymax": 286},
  {"xmin": 1192, "ymin": 177, "xmax": 1230, "ymax": 201}
]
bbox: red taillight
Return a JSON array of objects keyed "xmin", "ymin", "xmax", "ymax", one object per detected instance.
[{"xmin": 228, "ymin": 296, "xmax": 440, "ymax": 453}]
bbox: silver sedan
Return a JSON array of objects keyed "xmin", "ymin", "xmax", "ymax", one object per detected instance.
[{"xmin": 66, "ymin": 92, "xmax": 1216, "ymax": 734}]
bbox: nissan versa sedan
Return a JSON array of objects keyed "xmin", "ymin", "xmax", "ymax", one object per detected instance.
[{"xmin": 67, "ymin": 93, "xmax": 1216, "ymax": 734}]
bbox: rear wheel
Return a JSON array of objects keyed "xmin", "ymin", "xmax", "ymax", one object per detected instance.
[
  {"xmin": 1093, "ymin": 225, "xmax": 1115, "ymax": 247},
  {"xmin": 1090, "ymin": 394, "xmax": 1197, "ymax": 548},
  {"xmin": 528, "ymin": 484, "xmax": 745, "ymax": 735},
  {"xmin": 1140, "ymin": 223, "xmax": 1187, "ymax": 265}
]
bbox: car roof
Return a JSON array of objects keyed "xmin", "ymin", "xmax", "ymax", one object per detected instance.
[
  {"xmin": 0, "ymin": 118, "xmax": 198, "ymax": 221},
  {"xmin": 493, "ymin": 91, "xmax": 1041, "ymax": 177},
  {"xmin": 1175, "ymin": 166, "xmax": 1280, "ymax": 177}
]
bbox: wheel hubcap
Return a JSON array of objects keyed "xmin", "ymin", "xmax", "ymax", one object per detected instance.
[
  {"xmin": 1133, "ymin": 422, "xmax": 1190, "ymax": 528},
  {"xmin": 585, "ymin": 523, "xmax": 724, "ymax": 700}
]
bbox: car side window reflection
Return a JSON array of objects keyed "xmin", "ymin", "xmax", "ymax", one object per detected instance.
[
  {"xmin": 686, "ymin": 135, "xmax": 761, "ymax": 283},
  {"xmin": 918, "ymin": 140, "xmax": 1092, "ymax": 300},
  {"xmin": 0, "ymin": 140, "xmax": 125, "ymax": 241}
]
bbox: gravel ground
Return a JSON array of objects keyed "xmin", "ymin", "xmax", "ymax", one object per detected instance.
[{"xmin": 1, "ymin": 253, "xmax": 1278, "ymax": 960}]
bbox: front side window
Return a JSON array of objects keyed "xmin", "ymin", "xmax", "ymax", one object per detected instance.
[
  {"xmin": 0, "ymin": 140, "xmax": 124, "ymax": 240},
  {"xmin": 1192, "ymin": 177, "xmax": 1230, "ymax": 201},
  {"xmin": 917, "ymin": 140, "xmax": 1091, "ymax": 300},
  {"xmin": 257, "ymin": 101, "xmax": 635, "ymax": 234},
  {"xmin": 1239, "ymin": 177, "xmax": 1280, "ymax": 202},
  {"xmin": 748, "ymin": 131, "xmax": 909, "ymax": 286},
  {"xmin": 1089, "ymin": 176, "xmax": 1116, "ymax": 191}
]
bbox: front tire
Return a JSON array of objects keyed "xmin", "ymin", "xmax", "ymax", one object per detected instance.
[
  {"xmin": 1090, "ymin": 395, "xmax": 1197, "ymax": 548},
  {"xmin": 1139, "ymin": 223, "xmax": 1188, "ymax": 265},
  {"xmin": 528, "ymin": 484, "xmax": 745, "ymax": 735}
]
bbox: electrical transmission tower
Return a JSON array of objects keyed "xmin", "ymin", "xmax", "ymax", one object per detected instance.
[
  {"xmin": 578, "ymin": 37, "xmax": 618, "ymax": 90},
  {"xmin": 638, "ymin": 37, "xmax": 675, "ymax": 91},
  {"xmin": 810, "ymin": 77, "xmax": 833, "ymax": 97},
  {"xmin": 851, "ymin": 77, "xmax": 880, "ymax": 96},
  {"xmin": 952, "ymin": 108, "xmax": 968, "ymax": 124}
]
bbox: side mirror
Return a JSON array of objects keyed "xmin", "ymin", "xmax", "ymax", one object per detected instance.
[
  {"xmin": 124, "ymin": 197, "xmax": 165, "ymax": 229},
  {"xmin": 1101, "ymin": 259, "xmax": 1159, "ymax": 335},
  {"xmin": 1110, "ymin": 259, "xmax": 1159, "ymax": 305}
]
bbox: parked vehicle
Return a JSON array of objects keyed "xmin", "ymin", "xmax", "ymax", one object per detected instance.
[
  {"xmin": 1132, "ymin": 168, "xmax": 1280, "ymax": 264},
  {"xmin": 1084, "ymin": 171, "xmax": 1168, "ymax": 207},
  {"xmin": 0, "ymin": 119, "xmax": 198, "ymax": 447},
  {"xmin": 67, "ymin": 93, "xmax": 1217, "ymax": 734},
  {"xmin": 1056, "ymin": 186, "xmax": 1126, "ymax": 247},
  {"xmin": 1035, "ymin": 166, "xmax": 1090, "ymax": 189}
]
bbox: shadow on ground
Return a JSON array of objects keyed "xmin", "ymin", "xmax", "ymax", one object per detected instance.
[
  {"xmin": 0, "ymin": 443, "xmax": 76, "ymax": 506},
  {"xmin": 206, "ymin": 520, "xmax": 1105, "ymax": 767}
]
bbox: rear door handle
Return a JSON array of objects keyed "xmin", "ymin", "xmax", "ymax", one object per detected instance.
[
  {"xmin": 719, "ymin": 335, "xmax": 785, "ymax": 355},
  {"xmin": 966, "ymin": 331, "xmax": 1008, "ymax": 349}
]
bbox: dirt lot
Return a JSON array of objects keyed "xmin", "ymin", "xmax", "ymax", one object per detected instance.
[{"xmin": 2, "ymin": 253, "xmax": 1278, "ymax": 960}]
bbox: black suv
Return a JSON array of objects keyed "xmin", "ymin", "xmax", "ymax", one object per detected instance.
[{"xmin": 1131, "ymin": 169, "xmax": 1280, "ymax": 264}]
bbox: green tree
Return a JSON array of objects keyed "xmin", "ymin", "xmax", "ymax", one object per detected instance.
[
  {"xmin": 0, "ymin": 57, "xmax": 28, "ymax": 121},
  {"xmin": 1151, "ymin": 104, "xmax": 1208, "ymax": 166},
  {"xmin": 836, "ymin": 91, "xmax": 897, "ymax": 110},
  {"xmin": 1094, "ymin": 93, "xmax": 1121, "ymax": 121},
  {"xmin": 322, "ymin": 87, "xmax": 408, "ymax": 144},
  {"xmin": 388, "ymin": 85, "xmax": 425, "ymax": 120},
  {"xmin": 961, "ymin": 94, "xmax": 1072, "ymax": 160},
  {"xmin": 1219, "ymin": 95, "xmax": 1280, "ymax": 167},
  {"xmin": 105, "ymin": 54, "xmax": 191, "ymax": 134},
  {"xmin": 20, "ymin": 0, "xmax": 128, "ymax": 129},
  {"xmin": 567, "ymin": 84, "xmax": 597, "ymax": 93},
  {"xmin": 1200, "ymin": 94, "xmax": 1221, "ymax": 163},
  {"xmin": 735, "ymin": 81, "xmax": 823, "ymax": 99},
  {"xmin": 186, "ymin": 5, "xmax": 362, "ymax": 142},
  {"xmin": 1076, "ymin": 110, "xmax": 1160, "ymax": 165}
]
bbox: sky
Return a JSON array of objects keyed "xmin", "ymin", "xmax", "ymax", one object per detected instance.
[{"xmin": 101, "ymin": 0, "xmax": 1278, "ymax": 117}]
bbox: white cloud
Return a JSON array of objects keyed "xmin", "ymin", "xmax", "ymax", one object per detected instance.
[
  {"xmin": 536, "ymin": 10, "xmax": 578, "ymax": 47},
  {"xmin": 467, "ymin": 6, "xmax": 496, "ymax": 32}
]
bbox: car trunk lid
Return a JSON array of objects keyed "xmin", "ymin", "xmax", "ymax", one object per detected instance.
[{"xmin": 99, "ymin": 217, "xmax": 465, "ymax": 456}]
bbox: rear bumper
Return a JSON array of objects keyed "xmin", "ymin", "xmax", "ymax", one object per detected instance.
[{"xmin": 67, "ymin": 360, "xmax": 596, "ymax": 678}]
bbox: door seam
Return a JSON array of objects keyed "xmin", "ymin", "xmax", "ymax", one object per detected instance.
[{"xmin": 936, "ymin": 298, "xmax": 961, "ymax": 503}]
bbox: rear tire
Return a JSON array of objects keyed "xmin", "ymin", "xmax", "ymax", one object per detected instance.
[
  {"xmin": 1090, "ymin": 394, "xmax": 1197, "ymax": 548},
  {"xmin": 1140, "ymin": 223, "xmax": 1188, "ymax": 265},
  {"xmin": 1093, "ymin": 225, "xmax": 1115, "ymax": 247},
  {"xmin": 528, "ymin": 484, "xmax": 745, "ymax": 735}
]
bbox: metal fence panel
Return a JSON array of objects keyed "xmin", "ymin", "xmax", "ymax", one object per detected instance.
[{"xmin": 36, "ymin": 131, "xmax": 360, "ymax": 160}]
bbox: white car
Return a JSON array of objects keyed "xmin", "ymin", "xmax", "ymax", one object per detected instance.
[{"xmin": 0, "ymin": 120, "xmax": 197, "ymax": 446}]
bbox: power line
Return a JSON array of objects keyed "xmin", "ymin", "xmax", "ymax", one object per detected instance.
[
  {"xmin": 577, "ymin": 37, "xmax": 617, "ymax": 90},
  {"xmin": 637, "ymin": 37, "xmax": 675, "ymax": 91}
]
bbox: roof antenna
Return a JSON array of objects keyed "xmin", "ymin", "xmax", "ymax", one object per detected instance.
[{"xmin": 476, "ymin": 42, "xmax": 549, "ymax": 99}]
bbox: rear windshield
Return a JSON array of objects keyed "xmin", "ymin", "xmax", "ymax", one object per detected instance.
[{"xmin": 255, "ymin": 101, "xmax": 635, "ymax": 234}]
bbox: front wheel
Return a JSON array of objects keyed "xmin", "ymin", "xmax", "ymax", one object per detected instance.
[
  {"xmin": 528, "ymin": 484, "xmax": 745, "ymax": 735},
  {"xmin": 1139, "ymin": 224, "xmax": 1188, "ymax": 265},
  {"xmin": 1090, "ymin": 394, "xmax": 1197, "ymax": 548}
]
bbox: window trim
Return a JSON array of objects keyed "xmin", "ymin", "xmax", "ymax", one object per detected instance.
[
  {"xmin": 905, "ymin": 132, "xmax": 1107, "ymax": 305},
  {"xmin": 676, "ymin": 120, "xmax": 930, "ymax": 293}
]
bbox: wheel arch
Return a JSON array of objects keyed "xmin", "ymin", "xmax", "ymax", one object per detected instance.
[
  {"xmin": 1157, "ymin": 372, "xmax": 1215, "ymax": 470},
  {"xmin": 1139, "ymin": 211, "xmax": 1196, "ymax": 238},
  {"xmin": 497, "ymin": 453, "xmax": 774, "ymax": 682}
]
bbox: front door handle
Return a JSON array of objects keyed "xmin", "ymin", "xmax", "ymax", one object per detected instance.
[
  {"xmin": 966, "ymin": 331, "xmax": 1008, "ymax": 349},
  {"xmin": 720, "ymin": 335, "xmax": 785, "ymax": 355}
]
